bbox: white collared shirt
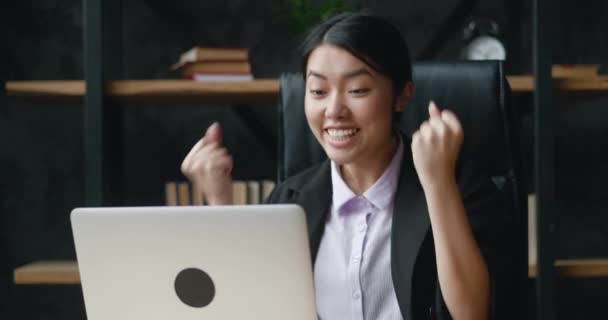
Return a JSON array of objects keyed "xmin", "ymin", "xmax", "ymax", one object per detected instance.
[{"xmin": 314, "ymin": 139, "xmax": 405, "ymax": 320}]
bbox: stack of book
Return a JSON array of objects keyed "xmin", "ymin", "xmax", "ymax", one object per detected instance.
[
  {"xmin": 165, "ymin": 180, "xmax": 276, "ymax": 206},
  {"xmin": 172, "ymin": 47, "xmax": 253, "ymax": 82}
]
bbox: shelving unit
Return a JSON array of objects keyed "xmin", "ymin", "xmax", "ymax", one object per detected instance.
[
  {"xmin": 6, "ymin": 0, "xmax": 607, "ymax": 317},
  {"xmin": 6, "ymin": 75, "xmax": 608, "ymax": 105}
]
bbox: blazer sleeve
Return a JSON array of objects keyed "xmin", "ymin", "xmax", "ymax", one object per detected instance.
[{"xmin": 263, "ymin": 181, "xmax": 294, "ymax": 204}]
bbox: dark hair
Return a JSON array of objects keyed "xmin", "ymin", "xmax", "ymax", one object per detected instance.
[{"xmin": 300, "ymin": 11, "xmax": 413, "ymax": 103}]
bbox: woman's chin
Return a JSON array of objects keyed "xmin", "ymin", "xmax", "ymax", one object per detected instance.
[{"xmin": 324, "ymin": 149, "xmax": 355, "ymax": 165}]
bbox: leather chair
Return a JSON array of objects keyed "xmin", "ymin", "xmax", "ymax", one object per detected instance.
[{"xmin": 276, "ymin": 61, "xmax": 526, "ymax": 319}]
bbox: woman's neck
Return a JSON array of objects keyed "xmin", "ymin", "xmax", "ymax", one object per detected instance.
[{"xmin": 340, "ymin": 133, "xmax": 398, "ymax": 195}]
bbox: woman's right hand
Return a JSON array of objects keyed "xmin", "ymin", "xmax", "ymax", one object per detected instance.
[{"xmin": 181, "ymin": 122, "xmax": 233, "ymax": 205}]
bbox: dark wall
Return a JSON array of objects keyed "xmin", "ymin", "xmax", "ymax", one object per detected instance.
[{"xmin": 2, "ymin": 0, "xmax": 607, "ymax": 319}]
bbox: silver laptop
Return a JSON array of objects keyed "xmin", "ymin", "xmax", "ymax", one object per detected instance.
[{"xmin": 71, "ymin": 205, "xmax": 317, "ymax": 320}]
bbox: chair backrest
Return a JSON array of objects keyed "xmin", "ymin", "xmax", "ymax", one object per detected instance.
[{"xmin": 276, "ymin": 61, "xmax": 526, "ymax": 318}]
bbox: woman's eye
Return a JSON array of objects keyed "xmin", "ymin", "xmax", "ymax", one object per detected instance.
[
  {"xmin": 309, "ymin": 89, "xmax": 326, "ymax": 97},
  {"xmin": 349, "ymin": 88, "xmax": 370, "ymax": 95}
]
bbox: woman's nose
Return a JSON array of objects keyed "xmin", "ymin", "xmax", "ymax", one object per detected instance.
[{"xmin": 324, "ymin": 93, "xmax": 347, "ymax": 119}]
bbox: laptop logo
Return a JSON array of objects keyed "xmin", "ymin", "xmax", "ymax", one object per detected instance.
[{"xmin": 174, "ymin": 268, "xmax": 215, "ymax": 308}]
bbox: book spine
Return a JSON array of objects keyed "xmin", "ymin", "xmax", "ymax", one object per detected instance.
[
  {"xmin": 178, "ymin": 182, "xmax": 191, "ymax": 205},
  {"xmin": 165, "ymin": 182, "xmax": 178, "ymax": 206}
]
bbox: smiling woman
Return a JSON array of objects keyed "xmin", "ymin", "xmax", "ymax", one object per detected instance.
[
  {"xmin": 182, "ymin": 12, "xmax": 494, "ymax": 320},
  {"xmin": 303, "ymin": 44, "xmax": 405, "ymax": 194}
]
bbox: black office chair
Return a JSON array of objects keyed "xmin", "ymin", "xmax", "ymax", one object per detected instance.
[{"xmin": 276, "ymin": 61, "xmax": 526, "ymax": 319}]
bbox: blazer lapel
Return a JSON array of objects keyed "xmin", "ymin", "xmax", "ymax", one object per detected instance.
[
  {"xmin": 289, "ymin": 161, "xmax": 332, "ymax": 262},
  {"xmin": 391, "ymin": 137, "xmax": 433, "ymax": 320}
]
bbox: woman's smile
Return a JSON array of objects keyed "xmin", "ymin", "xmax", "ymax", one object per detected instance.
[{"xmin": 324, "ymin": 128, "xmax": 360, "ymax": 147}]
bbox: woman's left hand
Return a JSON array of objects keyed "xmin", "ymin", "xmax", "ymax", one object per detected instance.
[{"xmin": 411, "ymin": 101, "xmax": 464, "ymax": 189}]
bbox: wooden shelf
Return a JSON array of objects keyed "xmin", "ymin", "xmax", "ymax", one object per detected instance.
[
  {"xmin": 528, "ymin": 259, "xmax": 608, "ymax": 278},
  {"xmin": 14, "ymin": 260, "xmax": 80, "ymax": 284},
  {"xmin": 508, "ymin": 75, "xmax": 608, "ymax": 94},
  {"xmin": 5, "ymin": 81, "xmax": 85, "ymax": 104},
  {"xmin": 5, "ymin": 79, "xmax": 280, "ymax": 105},
  {"xmin": 6, "ymin": 76, "xmax": 608, "ymax": 105},
  {"xmin": 13, "ymin": 258, "xmax": 608, "ymax": 285}
]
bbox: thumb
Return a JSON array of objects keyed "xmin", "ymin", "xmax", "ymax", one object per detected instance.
[
  {"xmin": 204, "ymin": 122, "xmax": 223, "ymax": 145},
  {"xmin": 428, "ymin": 100, "xmax": 441, "ymax": 119}
]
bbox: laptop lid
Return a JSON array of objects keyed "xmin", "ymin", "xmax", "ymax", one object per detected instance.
[{"xmin": 71, "ymin": 205, "xmax": 317, "ymax": 320}]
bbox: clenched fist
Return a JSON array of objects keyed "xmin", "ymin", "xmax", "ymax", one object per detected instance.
[
  {"xmin": 411, "ymin": 101, "xmax": 463, "ymax": 189},
  {"xmin": 181, "ymin": 122, "xmax": 233, "ymax": 205}
]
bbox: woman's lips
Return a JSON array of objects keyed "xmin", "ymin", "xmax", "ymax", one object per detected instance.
[{"xmin": 324, "ymin": 128, "xmax": 360, "ymax": 148}]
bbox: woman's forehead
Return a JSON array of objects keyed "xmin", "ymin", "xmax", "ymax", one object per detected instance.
[{"xmin": 306, "ymin": 44, "xmax": 376, "ymax": 79}]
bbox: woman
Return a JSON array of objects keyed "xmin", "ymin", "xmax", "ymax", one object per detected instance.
[{"xmin": 181, "ymin": 12, "xmax": 496, "ymax": 320}]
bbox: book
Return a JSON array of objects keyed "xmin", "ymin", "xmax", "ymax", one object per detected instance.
[
  {"xmin": 165, "ymin": 182, "xmax": 178, "ymax": 206},
  {"xmin": 262, "ymin": 180, "xmax": 276, "ymax": 202},
  {"xmin": 247, "ymin": 181, "xmax": 261, "ymax": 204},
  {"xmin": 191, "ymin": 184, "xmax": 204, "ymax": 205},
  {"xmin": 232, "ymin": 181, "xmax": 248, "ymax": 205},
  {"xmin": 165, "ymin": 180, "xmax": 275, "ymax": 205},
  {"xmin": 178, "ymin": 182, "xmax": 191, "ymax": 206},
  {"xmin": 172, "ymin": 47, "xmax": 249, "ymax": 70},
  {"xmin": 181, "ymin": 61, "xmax": 252, "ymax": 77}
]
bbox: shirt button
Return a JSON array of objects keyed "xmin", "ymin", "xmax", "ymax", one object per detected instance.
[
  {"xmin": 352, "ymin": 255, "xmax": 360, "ymax": 263},
  {"xmin": 353, "ymin": 291, "xmax": 361, "ymax": 299}
]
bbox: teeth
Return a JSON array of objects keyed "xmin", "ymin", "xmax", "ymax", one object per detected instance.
[{"xmin": 326, "ymin": 128, "xmax": 358, "ymax": 138}]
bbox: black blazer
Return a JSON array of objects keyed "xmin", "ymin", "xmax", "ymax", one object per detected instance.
[{"xmin": 266, "ymin": 133, "xmax": 507, "ymax": 320}]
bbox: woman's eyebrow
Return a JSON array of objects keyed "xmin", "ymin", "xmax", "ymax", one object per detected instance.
[
  {"xmin": 342, "ymin": 68, "xmax": 373, "ymax": 79},
  {"xmin": 307, "ymin": 68, "xmax": 373, "ymax": 80},
  {"xmin": 307, "ymin": 70, "xmax": 327, "ymax": 79}
]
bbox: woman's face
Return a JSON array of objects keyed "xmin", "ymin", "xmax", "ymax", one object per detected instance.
[{"xmin": 305, "ymin": 43, "xmax": 403, "ymax": 166}]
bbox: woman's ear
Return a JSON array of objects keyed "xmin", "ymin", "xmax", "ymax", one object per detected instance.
[{"xmin": 394, "ymin": 81, "xmax": 414, "ymax": 112}]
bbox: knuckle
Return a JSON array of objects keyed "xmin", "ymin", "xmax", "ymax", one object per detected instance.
[
  {"xmin": 203, "ymin": 161, "xmax": 216, "ymax": 172},
  {"xmin": 437, "ymin": 127, "xmax": 447, "ymax": 138},
  {"xmin": 191, "ymin": 161, "xmax": 205, "ymax": 173}
]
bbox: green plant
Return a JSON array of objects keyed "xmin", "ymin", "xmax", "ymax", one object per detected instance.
[{"xmin": 285, "ymin": 0, "xmax": 352, "ymax": 34}]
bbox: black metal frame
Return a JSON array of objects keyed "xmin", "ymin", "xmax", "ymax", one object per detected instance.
[
  {"xmin": 533, "ymin": 0, "xmax": 557, "ymax": 319},
  {"xmin": 84, "ymin": 0, "xmax": 123, "ymax": 206}
]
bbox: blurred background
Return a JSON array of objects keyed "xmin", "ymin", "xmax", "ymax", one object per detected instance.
[{"xmin": 1, "ymin": 0, "xmax": 607, "ymax": 318}]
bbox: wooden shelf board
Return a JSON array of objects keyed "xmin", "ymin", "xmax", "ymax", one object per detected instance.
[
  {"xmin": 13, "ymin": 260, "xmax": 80, "ymax": 284},
  {"xmin": 528, "ymin": 259, "xmax": 608, "ymax": 278},
  {"xmin": 13, "ymin": 257, "xmax": 608, "ymax": 285},
  {"xmin": 6, "ymin": 76, "xmax": 608, "ymax": 105},
  {"xmin": 5, "ymin": 80, "xmax": 85, "ymax": 104},
  {"xmin": 6, "ymin": 79, "xmax": 280, "ymax": 105},
  {"xmin": 108, "ymin": 79, "xmax": 279, "ymax": 104},
  {"xmin": 508, "ymin": 75, "xmax": 608, "ymax": 93}
]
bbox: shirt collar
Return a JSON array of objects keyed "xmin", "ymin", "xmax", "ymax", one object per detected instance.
[{"xmin": 330, "ymin": 135, "xmax": 404, "ymax": 215}]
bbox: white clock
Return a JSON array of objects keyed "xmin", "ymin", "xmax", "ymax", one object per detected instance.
[
  {"xmin": 461, "ymin": 19, "xmax": 506, "ymax": 61},
  {"xmin": 463, "ymin": 35, "xmax": 506, "ymax": 60}
]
